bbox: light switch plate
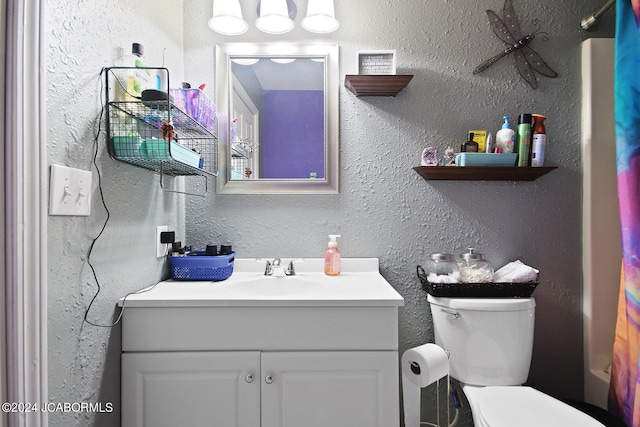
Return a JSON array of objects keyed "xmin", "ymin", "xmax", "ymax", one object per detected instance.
[{"xmin": 49, "ymin": 164, "xmax": 92, "ymax": 216}]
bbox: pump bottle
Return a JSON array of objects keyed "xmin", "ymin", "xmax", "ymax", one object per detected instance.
[
  {"xmin": 495, "ymin": 116, "xmax": 515, "ymax": 153},
  {"xmin": 324, "ymin": 235, "xmax": 341, "ymax": 276}
]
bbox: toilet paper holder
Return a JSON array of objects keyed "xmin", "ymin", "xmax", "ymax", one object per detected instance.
[
  {"xmin": 410, "ymin": 361, "xmax": 422, "ymax": 375},
  {"xmin": 402, "ymin": 343, "xmax": 458, "ymax": 427}
]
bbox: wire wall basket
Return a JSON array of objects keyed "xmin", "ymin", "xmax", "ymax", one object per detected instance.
[
  {"xmin": 105, "ymin": 67, "xmax": 218, "ymax": 183},
  {"xmin": 108, "ymin": 100, "xmax": 218, "ymax": 177}
]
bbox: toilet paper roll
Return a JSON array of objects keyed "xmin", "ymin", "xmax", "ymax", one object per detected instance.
[
  {"xmin": 401, "ymin": 343, "xmax": 450, "ymax": 427},
  {"xmin": 402, "ymin": 343, "xmax": 450, "ymax": 387}
]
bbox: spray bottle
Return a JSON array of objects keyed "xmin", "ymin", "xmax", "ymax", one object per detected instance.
[
  {"xmin": 324, "ymin": 235, "xmax": 341, "ymax": 276},
  {"xmin": 531, "ymin": 114, "xmax": 547, "ymax": 167},
  {"xmin": 516, "ymin": 113, "xmax": 533, "ymax": 166}
]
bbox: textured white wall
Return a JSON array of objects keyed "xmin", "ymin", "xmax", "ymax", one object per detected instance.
[
  {"xmin": 44, "ymin": 0, "xmax": 615, "ymax": 426},
  {"xmin": 46, "ymin": 1, "xmax": 185, "ymax": 426},
  {"xmin": 183, "ymin": 0, "xmax": 614, "ymax": 424}
]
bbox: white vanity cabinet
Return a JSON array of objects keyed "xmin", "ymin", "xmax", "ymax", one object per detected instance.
[
  {"xmin": 122, "ymin": 350, "xmax": 398, "ymax": 427},
  {"xmin": 120, "ymin": 258, "xmax": 404, "ymax": 427}
]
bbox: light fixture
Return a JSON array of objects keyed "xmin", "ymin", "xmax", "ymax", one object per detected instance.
[
  {"xmin": 209, "ymin": 0, "xmax": 339, "ymax": 35},
  {"xmin": 209, "ymin": 0, "xmax": 248, "ymax": 35},
  {"xmin": 302, "ymin": 0, "xmax": 339, "ymax": 33},
  {"xmin": 256, "ymin": 0, "xmax": 294, "ymax": 34},
  {"xmin": 231, "ymin": 58, "xmax": 260, "ymax": 65},
  {"xmin": 270, "ymin": 58, "xmax": 296, "ymax": 64}
]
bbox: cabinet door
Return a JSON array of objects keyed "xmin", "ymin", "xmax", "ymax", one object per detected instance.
[
  {"xmin": 122, "ymin": 351, "xmax": 260, "ymax": 427},
  {"xmin": 261, "ymin": 351, "xmax": 399, "ymax": 427}
]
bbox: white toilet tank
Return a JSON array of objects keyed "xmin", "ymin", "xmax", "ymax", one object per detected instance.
[{"xmin": 427, "ymin": 295, "xmax": 536, "ymax": 386}]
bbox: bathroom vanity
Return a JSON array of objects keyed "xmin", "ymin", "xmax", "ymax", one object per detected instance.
[{"xmin": 120, "ymin": 258, "xmax": 404, "ymax": 427}]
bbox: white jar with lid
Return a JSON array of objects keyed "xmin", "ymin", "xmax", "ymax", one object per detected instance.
[
  {"xmin": 425, "ymin": 253, "xmax": 460, "ymax": 283},
  {"xmin": 458, "ymin": 248, "xmax": 494, "ymax": 283}
]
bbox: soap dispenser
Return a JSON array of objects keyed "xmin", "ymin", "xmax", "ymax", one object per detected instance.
[
  {"xmin": 495, "ymin": 116, "xmax": 515, "ymax": 153},
  {"xmin": 324, "ymin": 234, "xmax": 341, "ymax": 276}
]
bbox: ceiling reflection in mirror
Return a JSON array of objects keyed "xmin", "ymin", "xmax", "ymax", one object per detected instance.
[
  {"xmin": 215, "ymin": 44, "xmax": 339, "ymax": 194},
  {"xmin": 230, "ymin": 56, "xmax": 325, "ymax": 180}
]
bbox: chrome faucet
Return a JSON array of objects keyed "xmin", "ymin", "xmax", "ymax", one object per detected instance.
[
  {"xmin": 260, "ymin": 258, "xmax": 298, "ymax": 276},
  {"xmin": 271, "ymin": 258, "xmax": 286, "ymax": 277},
  {"xmin": 262, "ymin": 259, "xmax": 273, "ymax": 276},
  {"xmin": 286, "ymin": 260, "xmax": 297, "ymax": 276}
]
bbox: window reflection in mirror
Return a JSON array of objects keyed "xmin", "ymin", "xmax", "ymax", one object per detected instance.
[{"xmin": 215, "ymin": 44, "xmax": 339, "ymax": 195}]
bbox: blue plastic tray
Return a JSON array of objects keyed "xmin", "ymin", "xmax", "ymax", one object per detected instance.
[
  {"xmin": 169, "ymin": 251, "xmax": 235, "ymax": 281},
  {"xmin": 454, "ymin": 153, "xmax": 517, "ymax": 166}
]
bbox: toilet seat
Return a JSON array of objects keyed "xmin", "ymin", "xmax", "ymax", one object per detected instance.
[{"xmin": 476, "ymin": 386, "xmax": 605, "ymax": 427}]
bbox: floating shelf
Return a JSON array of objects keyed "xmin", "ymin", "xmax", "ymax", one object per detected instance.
[
  {"xmin": 344, "ymin": 74, "xmax": 413, "ymax": 96},
  {"xmin": 413, "ymin": 166, "xmax": 557, "ymax": 181}
]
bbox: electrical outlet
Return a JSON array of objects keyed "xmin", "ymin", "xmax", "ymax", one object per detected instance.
[{"xmin": 156, "ymin": 225, "xmax": 169, "ymax": 258}]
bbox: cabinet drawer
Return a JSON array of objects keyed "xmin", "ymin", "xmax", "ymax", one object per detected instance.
[{"xmin": 122, "ymin": 306, "xmax": 399, "ymax": 352}]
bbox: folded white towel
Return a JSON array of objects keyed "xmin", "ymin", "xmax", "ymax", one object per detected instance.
[{"xmin": 493, "ymin": 260, "xmax": 539, "ymax": 283}]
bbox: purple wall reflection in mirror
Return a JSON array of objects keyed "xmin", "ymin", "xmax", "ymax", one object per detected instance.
[{"xmin": 262, "ymin": 90, "xmax": 324, "ymax": 179}]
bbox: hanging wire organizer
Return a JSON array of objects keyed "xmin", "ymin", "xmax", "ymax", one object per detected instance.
[{"xmin": 104, "ymin": 67, "xmax": 218, "ymax": 196}]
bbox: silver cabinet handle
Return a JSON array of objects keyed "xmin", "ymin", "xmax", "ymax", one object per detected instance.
[
  {"xmin": 265, "ymin": 375, "xmax": 274, "ymax": 384},
  {"xmin": 441, "ymin": 308, "xmax": 461, "ymax": 319},
  {"xmin": 245, "ymin": 373, "xmax": 254, "ymax": 383}
]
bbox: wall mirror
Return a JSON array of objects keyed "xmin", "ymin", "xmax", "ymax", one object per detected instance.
[{"xmin": 215, "ymin": 43, "xmax": 339, "ymax": 194}]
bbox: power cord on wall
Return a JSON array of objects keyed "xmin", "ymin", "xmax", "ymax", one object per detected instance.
[{"xmin": 82, "ymin": 68, "xmax": 159, "ymax": 328}]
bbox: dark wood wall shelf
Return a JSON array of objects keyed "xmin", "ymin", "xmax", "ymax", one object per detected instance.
[
  {"xmin": 413, "ymin": 166, "xmax": 557, "ymax": 181},
  {"xmin": 345, "ymin": 74, "xmax": 413, "ymax": 96}
]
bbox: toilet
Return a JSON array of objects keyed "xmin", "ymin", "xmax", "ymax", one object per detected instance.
[{"xmin": 427, "ymin": 295, "xmax": 605, "ymax": 427}]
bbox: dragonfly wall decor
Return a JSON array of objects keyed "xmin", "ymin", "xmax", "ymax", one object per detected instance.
[{"xmin": 473, "ymin": 0, "xmax": 557, "ymax": 89}]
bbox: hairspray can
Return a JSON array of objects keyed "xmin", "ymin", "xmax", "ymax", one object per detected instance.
[
  {"xmin": 531, "ymin": 114, "xmax": 547, "ymax": 167},
  {"xmin": 516, "ymin": 114, "xmax": 532, "ymax": 166}
]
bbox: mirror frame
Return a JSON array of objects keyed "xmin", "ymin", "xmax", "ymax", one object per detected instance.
[{"xmin": 215, "ymin": 43, "xmax": 339, "ymax": 194}]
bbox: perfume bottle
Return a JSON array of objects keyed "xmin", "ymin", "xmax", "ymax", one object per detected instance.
[{"xmin": 461, "ymin": 132, "xmax": 479, "ymax": 152}]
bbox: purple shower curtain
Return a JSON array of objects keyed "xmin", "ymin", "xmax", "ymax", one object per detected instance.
[{"xmin": 608, "ymin": 1, "xmax": 640, "ymax": 426}]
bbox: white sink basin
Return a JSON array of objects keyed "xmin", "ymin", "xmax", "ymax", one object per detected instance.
[
  {"xmin": 120, "ymin": 258, "xmax": 404, "ymax": 307},
  {"xmin": 230, "ymin": 275, "xmax": 325, "ymax": 296}
]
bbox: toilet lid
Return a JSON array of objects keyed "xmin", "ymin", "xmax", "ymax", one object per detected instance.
[{"xmin": 477, "ymin": 386, "xmax": 605, "ymax": 427}]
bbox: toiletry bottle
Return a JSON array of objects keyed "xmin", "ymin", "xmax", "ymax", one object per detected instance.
[
  {"xmin": 470, "ymin": 130, "xmax": 487, "ymax": 152},
  {"xmin": 495, "ymin": 116, "xmax": 515, "ymax": 153},
  {"xmin": 485, "ymin": 132, "xmax": 493, "ymax": 153},
  {"xmin": 113, "ymin": 43, "xmax": 151, "ymax": 101},
  {"xmin": 531, "ymin": 114, "xmax": 547, "ymax": 167},
  {"xmin": 461, "ymin": 132, "xmax": 478, "ymax": 152},
  {"xmin": 516, "ymin": 114, "xmax": 533, "ymax": 166},
  {"xmin": 324, "ymin": 234, "xmax": 341, "ymax": 276},
  {"xmin": 130, "ymin": 43, "xmax": 151, "ymax": 98},
  {"xmin": 171, "ymin": 242, "xmax": 183, "ymax": 256}
]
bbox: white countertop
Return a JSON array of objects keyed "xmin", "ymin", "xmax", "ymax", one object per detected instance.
[{"xmin": 119, "ymin": 258, "xmax": 405, "ymax": 308}]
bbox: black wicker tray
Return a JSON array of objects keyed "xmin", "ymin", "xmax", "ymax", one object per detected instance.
[{"xmin": 417, "ymin": 265, "xmax": 538, "ymax": 298}]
